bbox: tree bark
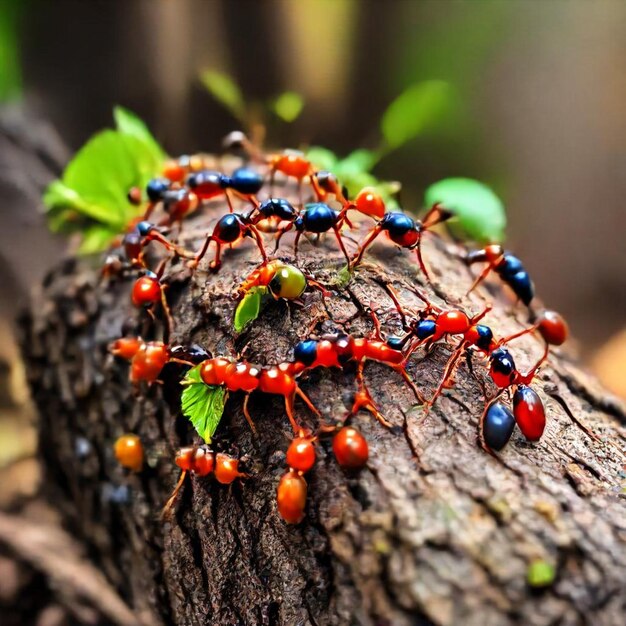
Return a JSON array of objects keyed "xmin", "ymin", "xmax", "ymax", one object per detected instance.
[{"xmin": 19, "ymin": 194, "xmax": 626, "ymax": 626}]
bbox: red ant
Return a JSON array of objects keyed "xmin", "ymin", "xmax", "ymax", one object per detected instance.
[
  {"xmin": 292, "ymin": 324, "xmax": 425, "ymax": 428},
  {"xmin": 109, "ymin": 339, "xmax": 199, "ymax": 385},
  {"xmin": 350, "ymin": 202, "xmax": 453, "ymax": 281},
  {"xmin": 163, "ymin": 446, "xmax": 247, "ymax": 515}
]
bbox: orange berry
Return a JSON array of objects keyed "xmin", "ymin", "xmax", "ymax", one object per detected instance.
[{"xmin": 114, "ymin": 434, "xmax": 144, "ymax": 472}]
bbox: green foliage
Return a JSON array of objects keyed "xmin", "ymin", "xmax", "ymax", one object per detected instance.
[
  {"xmin": 43, "ymin": 108, "xmax": 166, "ymax": 253},
  {"xmin": 181, "ymin": 366, "xmax": 227, "ymax": 444},
  {"xmin": 271, "ymin": 91, "xmax": 304, "ymax": 123},
  {"xmin": 200, "ymin": 69, "xmax": 304, "ymax": 128},
  {"xmin": 424, "ymin": 177, "xmax": 506, "ymax": 243},
  {"xmin": 0, "ymin": 0, "xmax": 22, "ymax": 103},
  {"xmin": 199, "ymin": 69, "xmax": 246, "ymax": 121},
  {"xmin": 381, "ymin": 80, "xmax": 454, "ymax": 150},
  {"xmin": 526, "ymin": 560, "xmax": 556, "ymax": 588},
  {"xmin": 233, "ymin": 287, "xmax": 268, "ymax": 333}
]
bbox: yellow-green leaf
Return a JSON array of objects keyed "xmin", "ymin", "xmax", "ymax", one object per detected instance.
[
  {"xmin": 181, "ymin": 366, "xmax": 227, "ymax": 444},
  {"xmin": 234, "ymin": 287, "xmax": 266, "ymax": 333},
  {"xmin": 306, "ymin": 146, "xmax": 338, "ymax": 172},
  {"xmin": 113, "ymin": 105, "xmax": 166, "ymax": 161},
  {"xmin": 271, "ymin": 91, "xmax": 304, "ymax": 123},
  {"xmin": 200, "ymin": 69, "xmax": 245, "ymax": 120},
  {"xmin": 381, "ymin": 80, "xmax": 453, "ymax": 150}
]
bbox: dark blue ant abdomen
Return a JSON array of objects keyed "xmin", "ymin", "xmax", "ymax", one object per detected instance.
[
  {"xmin": 483, "ymin": 402, "xmax": 516, "ymax": 451},
  {"xmin": 301, "ymin": 203, "xmax": 339, "ymax": 233}
]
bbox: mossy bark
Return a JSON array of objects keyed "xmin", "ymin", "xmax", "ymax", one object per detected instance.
[{"xmin": 20, "ymin": 201, "xmax": 626, "ymax": 626}]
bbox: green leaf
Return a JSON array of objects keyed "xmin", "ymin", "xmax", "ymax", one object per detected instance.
[
  {"xmin": 181, "ymin": 366, "xmax": 227, "ymax": 444},
  {"xmin": 526, "ymin": 560, "xmax": 555, "ymax": 588},
  {"xmin": 424, "ymin": 177, "xmax": 506, "ymax": 243},
  {"xmin": 113, "ymin": 106, "xmax": 166, "ymax": 161},
  {"xmin": 78, "ymin": 226, "xmax": 121, "ymax": 254},
  {"xmin": 234, "ymin": 287, "xmax": 266, "ymax": 332},
  {"xmin": 0, "ymin": 0, "xmax": 22, "ymax": 103},
  {"xmin": 306, "ymin": 146, "xmax": 338, "ymax": 172},
  {"xmin": 200, "ymin": 69, "xmax": 245, "ymax": 120},
  {"xmin": 335, "ymin": 149, "xmax": 380, "ymax": 176},
  {"xmin": 381, "ymin": 80, "xmax": 454, "ymax": 150},
  {"xmin": 271, "ymin": 91, "xmax": 304, "ymax": 123}
]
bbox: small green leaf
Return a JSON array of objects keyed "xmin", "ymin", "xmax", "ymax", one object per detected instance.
[
  {"xmin": 271, "ymin": 91, "xmax": 304, "ymax": 123},
  {"xmin": 527, "ymin": 559, "xmax": 556, "ymax": 588},
  {"xmin": 113, "ymin": 106, "xmax": 166, "ymax": 161},
  {"xmin": 424, "ymin": 177, "xmax": 506, "ymax": 243},
  {"xmin": 43, "ymin": 110, "xmax": 166, "ymax": 252},
  {"xmin": 332, "ymin": 264, "xmax": 353, "ymax": 289},
  {"xmin": 0, "ymin": 0, "xmax": 22, "ymax": 103},
  {"xmin": 306, "ymin": 146, "xmax": 338, "ymax": 172},
  {"xmin": 335, "ymin": 149, "xmax": 380, "ymax": 176},
  {"xmin": 78, "ymin": 226, "xmax": 121, "ymax": 254},
  {"xmin": 234, "ymin": 287, "xmax": 267, "ymax": 332},
  {"xmin": 200, "ymin": 69, "xmax": 245, "ymax": 120},
  {"xmin": 181, "ymin": 366, "xmax": 227, "ymax": 444},
  {"xmin": 381, "ymin": 80, "xmax": 453, "ymax": 150}
]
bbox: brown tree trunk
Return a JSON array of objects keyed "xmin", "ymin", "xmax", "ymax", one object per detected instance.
[{"xmin": 17, "ymin": 187, "xmax": 626, "ymax": 626}]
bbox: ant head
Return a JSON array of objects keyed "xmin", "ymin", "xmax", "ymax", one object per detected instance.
[
  {"xmin": 259, "ymin": 198, "xmax": 297, "ymax": 221},
  {"xmin": 314, "ymin": 171, "xmax": 340, "ymax": 193},
  {"xmin": 222, "ymin": 131, "xmax": 248, "ymax": 153},
  {"xmin": 146, "ymin": 178, "xmax": 170, "ymax": 202},
  {"xmin": 467, "ymin": 324, "xmax": 494, "ymax": 351},
  {"xmin": 381, "ymin": 212, "xmax": 419, "ymax": 247},
  {"xmin": 489, "ymin": 347, "xmax": 517, "ymax": 388},
  {"xmin": 484, "ymin": 244, "xmax": 504, "ymax": 263},
  {"xmin": 136, "ymin": 221, "xmax": 154, "ymax": 237},
  {"xmin": 414, "ymin": 318, "xmax": 437, "ymax": 340},
  {"xmin": 214, "ymin": 213, "xmax": 245, "ymax": 243},
  {"xmin": 293, "ymin": 339, "xmax": 318, "ymax": 366}
]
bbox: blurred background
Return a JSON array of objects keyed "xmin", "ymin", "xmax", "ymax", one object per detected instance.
[{"xmin": 0, "ymin": 0, "xmax": 625, "ymax": 507}]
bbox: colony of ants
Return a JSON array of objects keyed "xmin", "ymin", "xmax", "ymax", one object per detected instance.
[{"xmin": 107, "ymin": 132, "xmax": 569, "ymax": 524}]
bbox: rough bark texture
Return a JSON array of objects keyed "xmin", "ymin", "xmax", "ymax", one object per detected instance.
[{"xmin": 19, "ymin": 194, "xmax": 626, "ymax": 626}]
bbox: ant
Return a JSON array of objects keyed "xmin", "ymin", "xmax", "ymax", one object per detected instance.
[
  {"xmin": 292, "ymin": 322, "xmax": 425, "ymax": 427},
  {"xmin": 350, "ymin": 202, "xmax": 453, "ymax": 281},
  {"xmin": 464, "ymin": 244, "xmax": 534, "ymax": 306},
  {"xmin": 163, "ymin": 446, "xmax": 248, "ymax": 515},
  {"xmin": 185, "ymin": 211, "xmax": 269, "ymax": 271},
  {"xmin": 249, "ymin": 198, "xmax": 353, "ymax": 264}
]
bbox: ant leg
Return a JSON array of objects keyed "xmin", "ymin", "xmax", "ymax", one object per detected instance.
[
  {"xmin": 518, "ymin": 344, "xmax": 550, "ymax": 385},
  {"xmin": 349, "ymin": 362, "xmax": 392, "ymax": 427},
  {"xmin": 415, "ymin": 240, "xmax": 432, "ymax": 283},
  {"xmin": 243, "ymin": 394, "xmax": 258, "ymax": 434},
  {"xmin": 466, "ymin": 263, "xmax": 495, "ymax": 296},
  {"xmin": 169, "ymin": 358, "xmax": 196, "ymax": 367},
  {"xmin": 142, "ymin": 202, "xmax": 157, "ymax": 221},
  {"xmin": 189, "ymin": 235, "xmax": 213, "ymax": 270},
  {"xmin": 350, "ymin": 225, "xmax": 382, "ymax": 269},
  {"xmin": 425, "ymin": 341, "xmax": 468, "ymax": 410},
  {"xmin": 499, "ymin": 322, "xmax": 539, "ymax": 346},
  {"xmin": 160, "ymin": 285, "xmax": 174, "ymax": 341},
  {"xmin": 295, "ymin": 385, "xmax": 322, "ymax": 418},
  {"xmin": 393, "ymin": 363, "xmax": 426, "ymax": 405},
  {"xmin": 161, "ymin": 470, "xmax": 187, "ymax": 519},
  {"xmin": 332, "ymin": 224, "xmax": 351, "ymax": 265},
  {"xmin": 293, "ymin": 231, "xmax": 303, "ymax": 260},
  {"xmin": 209, "ymin": 241, "xmax": 222, "ymax": 272},
  {"xmin": 284, "ymin": 393, "xmax": 303, "ymax": 434},
  {"xmin": 297, "ymin": 180, "xmax": 303, "ymax": 208},
  {"xmin": 248, "ymin": 225, "xmax": 269, "ymax": 263},
  {"xmin": 273, "ymin": 223, "xmax": 292, "ymax": 254},
  {"xmin": 224, "ymin": 190, "xmax": 235, "ymax": 213}
]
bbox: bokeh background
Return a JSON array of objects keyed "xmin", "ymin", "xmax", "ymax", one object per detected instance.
[{"xmin": 0, "ymin": 0, "xmax": 625, "ymax": 505}]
